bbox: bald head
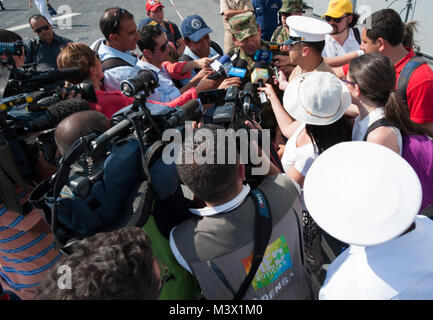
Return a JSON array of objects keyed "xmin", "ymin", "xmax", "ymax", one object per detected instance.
[{"xmin": 55, "ymin": 110, "xmax": 111, "ymax": 155}]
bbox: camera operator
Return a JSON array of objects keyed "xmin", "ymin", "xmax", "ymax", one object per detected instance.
[
  {"xmin": 56, "ymin": 42, "xmax": 135, "ymax": 119},
  {"xmin": 0, "ymin": 32, "xmax": 62, "ymax": 299},
  {"xmin": 169, "ymin": 124, "xmax": 313, "ymax": 300}
]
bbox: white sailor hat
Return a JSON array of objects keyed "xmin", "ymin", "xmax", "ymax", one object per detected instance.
[{"xmin": 283, "ymin": 16, "xmax": 333, "ymax": 44}]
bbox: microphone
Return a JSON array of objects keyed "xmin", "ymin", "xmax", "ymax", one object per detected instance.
[
  {"xmin": 25, "ymin": 68, "xmax": 83, "ymax": 85},
  {"xmin": 28, "ymin": 98, "xmax": 90, "ymax": 131},
  {"xmin": 227, "ymin": 59, "xmax": 248, "ymax": 81},
  {"xmin": 241, "ymin": 82, "xmax": 255, "ymax": 113},
  {"xmin": 208, "ymin": 55, "xmax": 233, "ymax": 80},
  {"xmin": 165, "ymin": 99, "xmax": 200, "ymax": 128},
  {"xmin": 121, "ymin": 69, "xmax": 159, "ymax": 97},
  {"xmin": 251, "ymin": 62, "xmax": 270, "ymax": 104},
  {"xmin": 254, "ymin": 50, "xmax": 273, "ymax": 64}
]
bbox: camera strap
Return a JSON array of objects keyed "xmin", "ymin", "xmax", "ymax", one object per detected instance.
[{"xmin": 234, "ymin": 188, "xmax": 272, "ymax": 300}]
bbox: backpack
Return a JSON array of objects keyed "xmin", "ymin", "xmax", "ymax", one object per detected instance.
[
  {"xmin": 396, "ymin": 55, "xmax": 427, "ymax": 108},
  {"xmin": 364, "ymin": 118, "xmax": 433, "ymax": 213},
  {"xmin": 353, "ymin": 28, "xmax": 361, "ymax": 45}
]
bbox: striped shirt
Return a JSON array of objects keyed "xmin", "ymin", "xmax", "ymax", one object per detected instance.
[
  {"xmin": 25, "ymin": 33, "xmax": 72, "ymax": 70},
  {"xmin": 0, "ymin": 186, "xmax": 62, "ymax": 300}
]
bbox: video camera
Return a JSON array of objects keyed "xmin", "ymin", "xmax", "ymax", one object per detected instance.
[
  {"xmin": 30, "ymin": 69, "xmax": 202, "ymax": 250},
  {"xmin": 0, "ymin": 41, "xmax": 24, "ymax": 57}
]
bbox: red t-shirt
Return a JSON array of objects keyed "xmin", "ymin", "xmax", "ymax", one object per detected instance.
[
  {"xmin": 90, "ymin": 90, "xmax": 135, "ymax": 119},
  {"xmin": 342, "ymin": 49, "xmax": 433, "ymax": 124},
  {"xmin": 394, "ymin": 49, "xmax": 433, "ymax": 124}
]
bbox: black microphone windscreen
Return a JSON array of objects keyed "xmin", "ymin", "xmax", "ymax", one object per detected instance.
[
  {"xmin": 244, "ymin": 82, "xmax": 255, "ymax": 94},
  {"xmin": 47, "ymin": 98, "xmax": 90, "ymax": 123},
  {"xmin": 181, "ymin": 99, "xmax": 200, "ymax": 118},
  {"xmin": 45, "ymin": 68, "xmax": 83, "ymax": 83}
]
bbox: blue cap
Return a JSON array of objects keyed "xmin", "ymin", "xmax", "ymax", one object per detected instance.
[
  {"xmin": 138, "ymin": 17, "xmax": 166, "ymax": 33},
  {"xmin": 181, "ymin": 15, "xmax": 213, "ymax": 42}
]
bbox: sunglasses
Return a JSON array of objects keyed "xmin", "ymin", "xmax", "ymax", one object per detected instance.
[
  {"xmin": 341, "ymin": 78, "xmax": 356, "ymax": 86},
  {"xmin": 324, "ymin": 15, "xmax": 348, "ymax": 23},
  {"xmin": 34, "ymin": 25, "xmax": 50, "ymax": 33},
  {"xmin": 112, "ymin": 8, "xmax": 127, "ymax": 34}
]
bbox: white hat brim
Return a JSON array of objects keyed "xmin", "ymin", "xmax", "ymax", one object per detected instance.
[
  {"xmin": 304, "ymin": 142, "xmax": 422, "ymax": 247},
  {"xmin": 283, "ymin": 72, "xmax": 352, "ymax": 126}
]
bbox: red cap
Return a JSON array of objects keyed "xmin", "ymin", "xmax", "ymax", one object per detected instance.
[{"xmin": 146, "ymin": 0, "xmax": 164, "ymax": 12}]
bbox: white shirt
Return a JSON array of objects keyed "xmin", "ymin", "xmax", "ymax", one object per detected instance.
[
  {"xmin": 91, "ymin": 38, "xmax": 140, "ymax": 92},
  {"xmin": 169, "ymin": 184, "xmax": 251, "ymax": 273},
  {"xmin": 281, "ymin": 123, "xmax": 318, "ymax": 177},
  {"xmin": 352, "ymin": 107, "xmax": 403, "ymax": 155},
  {"xmin": 322, "ymin": 28, "xmax": 360, "ymax": 58},
  {"xmin": 319, "ymin": 216, "xmax": 433, "ymax": 300},
  {"xmin": 136, "ymin": 59, "xmax": 182, "ymax": 104}
]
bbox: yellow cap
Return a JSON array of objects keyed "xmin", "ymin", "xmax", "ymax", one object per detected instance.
[{"xmin": 322, "ymin": 0, "xmax": 353, "ymax": 18}]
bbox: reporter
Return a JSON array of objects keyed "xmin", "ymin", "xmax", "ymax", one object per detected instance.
[{"xmin": 56, "ymin": 42, "xmax": 135, "ymax": 119}]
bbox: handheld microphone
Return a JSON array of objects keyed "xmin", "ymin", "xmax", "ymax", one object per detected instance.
[
  {"xmin": 241, "ymin": 82, "xmax": 255, "ymax": 113},
  {"xmin": 254, "ymin": 50, "xmax": 273, "ymax": 64},
  {"xmin": 209, "ymin": 55, "xmax": 233, "ymax": 80},
  {"xmin": 28, "ymin": 98, "xmax": 91, "ymax": 131},
  {"xmin": 165, "ymin": 99, "xmax": 200, "ymax": 128},
  {"xmin": 251, "ymin": 62, "xmax": 270, "ymax": 104},
  {"xmin": 227, "ymin": 59, "xmax": 248, "ymax": 81}
]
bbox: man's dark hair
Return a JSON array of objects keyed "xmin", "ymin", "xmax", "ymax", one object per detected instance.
[
  {"xmin": 28, "ymin": 14, "xmax": 49, "ymax": 25},
  {"xmin": 0, "ymin": 29, "xmax": 22, "ymax": 42},
  {"xmin": 301, "ymin": 40, "xmax": 326, "ymax": 55},
  {"xmin": 34, "ymin": 227, "xmax": 160, "ymax": 300},
  {"xmin": 366, "ymin": 9, "xmax": 403, "ymax": 46},
  {"xmin": 176, "ymin": 124, "xmax": 239, "ymax": 203},
  {"xmin": 99, "ymin": 7, "xmax": 134, "ymax": 40},
  {"xmin": 137, "ymin": 24, "xmax": 163, "ymax": 52},
  {"xmin": 348, "ymin": 13, "xmax": 360, "ymax": 29}
]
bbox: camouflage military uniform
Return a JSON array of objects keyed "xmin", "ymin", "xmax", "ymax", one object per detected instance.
[
  {"xmin": 271, "ymin": 0, "xmax": 303, "ymax": 44},
  {"xmin": 270, "ymin": 25, "xmax": 291, "ymax": 44},
  {"xmin": 227, "ymin": 12, "xmax": 280, "ymax": 138}
]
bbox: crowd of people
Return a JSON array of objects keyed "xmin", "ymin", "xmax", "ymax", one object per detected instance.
[{"xmin": 0, "ymin": 0, "xmax": 433, "ymax": 300}]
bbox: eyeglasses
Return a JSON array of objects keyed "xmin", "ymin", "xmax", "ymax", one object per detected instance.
[
  {"xmin": 34, "ymin": 25, "xmax": 50, "ymax": 33},
  {"xmin": 341, "ymin": 78, "xmax": 356, "ymax": 86},
  {"xmin": 156, "ymin": 40, "xmax": 169, "ymax": 52},
  {"xmin": 112, "ymin": 8, "xmax": 127, "ymax": 34},
  {"xmin": 324, "ymin": 15, "xmax": 348, "ymax": 23}
]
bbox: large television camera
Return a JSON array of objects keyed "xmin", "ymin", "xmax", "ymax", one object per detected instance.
[{"xmin": 30, "ymin": 69, "xmax": 202, "ymax": 250}]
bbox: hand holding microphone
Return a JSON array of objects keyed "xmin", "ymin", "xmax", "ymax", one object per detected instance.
[{"xmin": 251, "ymin": 61, "xmax": 270, "ymax": 104}]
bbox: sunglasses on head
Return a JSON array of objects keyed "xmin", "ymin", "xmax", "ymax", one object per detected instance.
[
  {"xmin": 112, "ymin": 7, "xmax": 127, "ymax": 34},
  {"xmin": 324, "ymin": 15, "xmax": 347, "ymax": 23},
  {"xmin": 35, "ymin": 25, "xmax": 50, "ymax": 33}
]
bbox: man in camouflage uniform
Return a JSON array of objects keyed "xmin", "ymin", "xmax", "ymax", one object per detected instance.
[
  {"xmin": 271, "ymin": 0, "xmax": 303, "ymax": 44},
  {"xmin": 227, "ymin": 12, "xmax": 281, "ymax": 141}
]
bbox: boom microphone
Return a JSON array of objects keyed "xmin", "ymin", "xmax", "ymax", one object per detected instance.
[{"xmin": 28, "ymin": 98, "xmax": 91, "ymax": 131}]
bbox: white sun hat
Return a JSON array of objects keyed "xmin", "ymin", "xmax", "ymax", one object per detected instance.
[
  {"xmin": 303, "ymin": 141, "xmax": 422, "ymax": 247},
  {"xmin": 283, "ymin": 71, "xmax": 352, "ymax": 126}
]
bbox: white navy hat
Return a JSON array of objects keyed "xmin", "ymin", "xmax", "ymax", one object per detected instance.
[
  {"xmin": 304, "ymin": 142, "xmax": 422, "ymax": 247},
  {"xmin": 283, "ymin": 16, "xmax": 333, "ymax": 44}
]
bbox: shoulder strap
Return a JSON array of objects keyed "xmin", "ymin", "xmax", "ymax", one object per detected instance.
[
  {"xmin": 101, "ymin": 58, "xmax": 133, "ymax": 72},
  {"xmin": 353, "ymin": 28, "xmax": 361, "ymax": 45},
  {"xmin": 397, "ymin": 55, "xmax": 427, "ymax": 108},
  {"xmin": 234, "ymin": 188, "xmax": 272, "ymax": 300},
  {"xmin": 210, "ymin": 41, "xmax": 224, "ymax": 56},
  {"xmin": 363, "ymin": 118, "xmax": 396, "ymax": 141},
  {"xmin": 93, "ymin": 39, "xmax": 134, "ymax": 72}
]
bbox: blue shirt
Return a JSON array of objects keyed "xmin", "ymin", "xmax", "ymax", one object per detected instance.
[
  {"xmin": 91, "ymin": 38, "xmax": 141, "ymax": 92},
  {"xmin": 25, "ymin": 33, "xmax": 72, "ymax": 70},
  {"xmin": 252, "ymin": 0, "xmax": 282, "ymax": 41}
]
